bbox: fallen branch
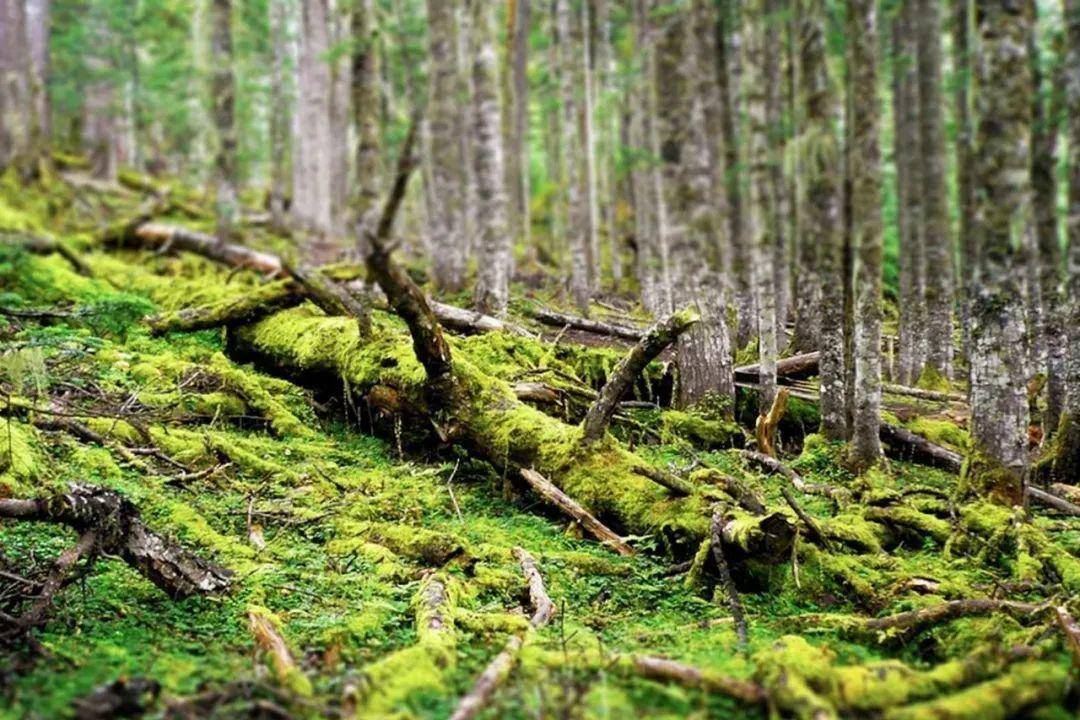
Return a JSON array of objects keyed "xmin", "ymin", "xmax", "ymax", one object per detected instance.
[
  {"xmin": 524, "ymin": 306, "xmax": 645, "ymax": 341},
  {"xmin": 863, "ymin": 598, "xmax": 1046, "ymax": 637},
  {"xmin": 1026, "ymin": 486, "xmax": 1080, "ymax": 517},
  {"xmin": 448, "ymin": 547, "xmax": 555, "ymax": 720},
  {"xmin": 247, "ymin": 608, "xmax": 306, "ymax": 693},
  {"xmin": 739, "ymin": 450, "xmax": 846, "ymax": 501},
  {"xmin": 735, "ymin": 351, "xmax": 819, "ymax": 381},
  {"xmin": 147, "ymin": 279, "xmax": 303, "ymax": 335},
  {"xmin": 581, "ymin": 308, "xmax": 698, "ymax": 443},
  {"xmin": 1054, "ymin": 606, "xmax": 1080, "ymax": 668},
  {"xmin": 630, "ymin": 464, "xmax": 694, "ymax": 497},
  {"xmin": 4, "ymin": 230, "xmax": 93, "ymax": 275},
  {"xmin": 710, "ymin": 510, "xmax": 748, "ymax": 646},
  {"xmin": 285, "ymin": 262, "xmax": 372, "ymax": 337},
  {"xmin": 882, "ymin": 383, "xmax": 965, "ymax": 403},
  {"xmin": 119, "ymin": 222, "xmax": 285, "ymax": 275},
  {"xmin": 754, "ymin": 387, "xmax": 789, "ymax": 457},
  {"xmin": 627, "ymin": 654, "xmax": 765, "ymax": 705},
  {"xmin": 879, "ymin": 423, "xmax": 963, "ymax": 473},
  {"xmin": 0, "ymin": 484, "xmax": 231, "ymax": 599},
  {"xmin": 520, "ymin": 469, "xmax": 634, "ymax": 556},
  {"xmin": 779, "ymin": 486, "xmax": 832, "ymax": 550}
]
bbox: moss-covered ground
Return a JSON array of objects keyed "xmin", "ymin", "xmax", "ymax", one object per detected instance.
[{"xmin": 0, "ymin": 174, "xmax": 1077, "ymax": 718}]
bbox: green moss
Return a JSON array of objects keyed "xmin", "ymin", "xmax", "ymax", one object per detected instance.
[
  {"xmin": 0, "ymin": 419, "xmax": 42, "ymax": 494},
  {"xmin": 661, "ymin": 410, "xmax": 743, "ymax": 449},
  {"xmin": 959, "ymin": 448, "xmax": 1023, "ymax": 506},
  {"xmin": 915, "ymin": 366, "xmax": 952, "ymax": 393},
  {"xmin": 906, "ymin": 417, "xmax": 970, "ymax": 452}
]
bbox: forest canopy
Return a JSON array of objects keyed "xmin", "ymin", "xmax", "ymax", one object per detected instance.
[{"xmin": 1, "ymin": 0, "xmax": 1079, "ymax": 718}]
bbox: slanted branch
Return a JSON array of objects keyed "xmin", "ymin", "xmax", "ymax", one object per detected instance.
[
  {"xmin": 520, "ymin": 469, "xmax": 634, "ymax": 556},
  {"xmin": 524, "ymin": 306, "xmax": 645, "ymax": 341},
  {"xmin": 581, "ymin": 308, "xmax": 698, "ymax": 444}
]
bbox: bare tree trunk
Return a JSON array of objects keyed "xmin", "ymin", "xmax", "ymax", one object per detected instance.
[
  {"xmin": 328, "ymin": 1, "xmax": 353, "ymax": 239},
  {"xmin": 83, "ymin": 6, "xmax": 119, "ymax": 181},
  {"xmin": 210, "ymin": 0, "xmax": 238, "ymax": 244},
  {"xmin": 506, "ymin": 0, "xmax": 531, "ymax": 250},
  {"xmin": 0, "ymin": 0, "xmax": 35, "ymax": 177},
  {"xmin": 1053, "ymin": 0, "xmax": 1080, "ymax": 482},
  {"xmin": 966, "ymin": 0, "xmax": 1033, "ymax": 504},
  {"xmin": 630, "ymin": 0, "xmax": 659, "ymax": 312},
  {"xmin": 470, "ymin": 0, "xmax": 512, "ymax": 315},
  {"xmin": 557, "ymin": 0, "xmax": 591, "ymax": 313},
  {"xmin": 294, "ymin": 0, "xmax": 336, "ymax": 258},
  {"xmin": 767, "ymin": 3, "xmax": 791, "ymax": 339},
  {"xmin": 598, "ymin": 0, "xmax": 621, "ymax": 290},
  {"xmin": 745, "ymin": 0, "xmax": 778, "ymax": 414},
  {"xmin": 799, "ymin": 0, "xmax": 845, "ymax": 441},
  {"xmin": 352, "ymin": 0, "xmax": 381, "ymax": 250},
  {"xmin": 457, "ymin": 4, "xmax": 479, "ymax": 262},
  {"xmin": 25, "ymin": 0, "xmax": 50, "ymax": 147},
  {"xmin": 847, "ymin": 0, "xmax": 884, "ymax": 472},
  {"xmin": 718, "ymin": 2, "xmax": 754, "ymax": 349},
  {"xmin": 916, "ymin": 0, "xmax": 955, "ymax": 384},
  {"xmin": 268, "ymin": 0, "xmax": 290, "ymax": 229},
  {"xmin": 954, "ymin": 0, "xmax": 977, "ymax": 370},
  {"xmin": 582, "ymin": 0, "xmax": 600, "ymax": 293},
  {"xmin": 1030, "ymin": 11, "xmax": 1065, "ymax": 439},
  {"xmin": 894, "ymin": 0, "xmax": 924, "ymax": 386},
  {"xmin": 427, "ymin": 0, "xmax": 467, "ymax": 292}
]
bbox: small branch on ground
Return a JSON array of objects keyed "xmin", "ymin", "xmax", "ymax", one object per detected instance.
[
  {"xmin": 520, "ymin": 469, "xmax": 634, "ymax": 556},
  {"xmin": 710, "ymin": 509, "xmax": 748, "ymax": 647}
]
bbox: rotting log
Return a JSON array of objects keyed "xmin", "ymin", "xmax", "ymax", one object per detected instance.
[
  {"xmin": 882, "ymin": 383, "xmax": 965, "ymax": 403},
  {"xmin": 710, "ymin": 510, "xmax": 749, "ymax": 645},
  {"xmin": 1054, "ymin": 606, "xmax": 1080, "ymax": 668},
  {"xmin": 626, "ymin": 655, "xmax": 765, "ymax": 705},
  {"xmin": 285, "ymin": 261, "xmax": 372, "ymax": 338},
  {"xmin": 117, "ymin": 222, "xmax": 285, "ymax": 275},
  {"xmin": 739, "ymin": 450, "xmax": 847, "ymax": 501},
  {"xmin": 862, "ymin": 599, "xmax": 1047, "ymax": 638},
  {"xmin": 4, "ymin": 230, "xmax": 93, "ymax": 275},
  {"xmin": 524, "ymin": 306, "xmax": 646, "ymax": 341},
  {"xmin": 581, "ymin": 308, "xmax": 698, "ymax": 444},
  {"xmin": 0, "ymin": 484, "xmax": 231, "ymax": 600},
  {"xmin": 448, "ymin": 547, "xmax": 554, "ymax": 720},
  {"xmin": 146, "ymin": 279, "xmax": 303, "ymax": 335},
  {"xmin": 521, "ymin": 469, "xmax": 635, "ymax": 556},
  {"xmin": 879, "ymin": 423, "xmax": 963, "ymax": 473}
]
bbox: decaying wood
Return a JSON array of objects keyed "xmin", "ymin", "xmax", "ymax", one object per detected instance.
[
  {"xmin": 1054, "ymin": 606, "xmax": 1080, "ymax": 668},
  {"xmin": 735, "ymin": 351, "xmax": 820, "ymax": 381},
  {"xmin": 285, "ymin": 262, "xmax": 373, "ymax": 337},
  {"xmin": 4, "ymin": 230, "xmax": 93, "ymax": 275},
  {"xmin": 863, "ymin": 598, "xmax": 1046, "ymax": 636},
  {"xmin": 512, "ymin": 381, "xmax": 563, "ymax": 404},
  {"xmin": 147, "ymin": 279, "xmax": 303, "ymax": 335},
  {"xmin": 581, "ymin": 308, "xmax": 698, "ymax": 443},
  {"xmin": 247, "ymin": 610, "xmax": 303, "ymax": 688},
  {"xmin": 1026, "ymin": 486, "xmax": 1080, "ymax": 517},
  {"xmin": 882, "ymin": 383, "xmax": 966, "ymax": 403},
  {"xmin": 0, "ymin": 484, "xmax": 232, "ymax": 599},
  {"xmin": 427, "ymin": 299, "xmax": 535, "ymax": 338},
  {"xmin": 524, "ymin": 306, "xmax": 645, "ymax": 341},
  {"xmin": 1048, "ymin": 483, "xmax": 1080, "ymax": 504},
  {"xmin": 879, "ymin": 423, "xmax": 963, "ymax": 472},
  {"xmin": 630, "ymin": 464, "xmax": 694, "ymax": 497},
  {"xmin": 780, "ymin": 486, "xmax": 832, "ymax": 550},
  {"xmin": 120, "ymin": 222, "xmax": 285, "ymax": 275},
  {"xmin": 710, "ymin": 509, "xmax": 749, "ymax": 646},
  {"xmin": 627, "ymin": 655, "xmax": 766, "ymax": 705},
  {"xmin": 448, "ymin": 547, "xmax": 554, "ymax": 720},
  {"xmin": 520, "ymin": 469, "xmax": 634, "ymax": 556},
  {"xmin": 4, "ymin": 530, "xmax": 97, "ymax": 637},
  {"xmin": 739, "ymin": 449, "xmax": 846, "ymax": 500},
  {"xmin": 754, "ymin": 387, "xmax": 789, "ymax": 457}
]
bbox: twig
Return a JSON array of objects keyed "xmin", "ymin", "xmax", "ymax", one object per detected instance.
[
  {"xmin": 520, "ymin": 469, "xmax": 634, "ymax": 556},
  {"xmin": 710, "ymin": 510, "xmax": 748, "ymax": 647}
]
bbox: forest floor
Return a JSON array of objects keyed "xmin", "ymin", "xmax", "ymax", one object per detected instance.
[{"xmin": 0, "ymin": 170, "xmax": 1078, "ymax": 719}]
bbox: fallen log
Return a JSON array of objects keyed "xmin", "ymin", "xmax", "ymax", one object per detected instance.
[
  {"xmin": 882, "ymin": 383, "xmax": 966, "ymax": 403},
  {"xmin": 448, "ymin": 547, "xmax": 554, "ymax": 720},
  {"xmin": 710, "ymin": 509, "xmax": 749, "ymax": 646},
  {"xmin": 524, "ymin": 306, "xmax": 645, "ymax": 341},
  {"xmin": 581, "ymin": 308, "xmax": 698, "ymax": 443},
  {"xmin": 285, "ymin": 261, "xmax": 372, "ymax": 337},
  {"xmin": 735, "ymin": 351, "xmax": 819, "ymax": 381},
  {"xmin": 520, "ymin": 469, "xmax": 634, "ymax": 556},
  {"xmin": 625, "ymin": 655, "xmax": 765, "ymax": 705},
  {"xmin": 1026, "ymin": 486, "xmax": 1080, "ymax": 517},
  {"xmin": 879, "ymin": 423, "xmax": 963, "ymax": 473},
  {"xmin": 0, "ymin": 484, "xmax": 231, "ymax": 601},
  {"xmin": 4, "ymin": 230, "xmax": 93, "ymax": 275},
  {"xmin": 147, "ymin": 279, "xmax": 303, "ymax": 335}
]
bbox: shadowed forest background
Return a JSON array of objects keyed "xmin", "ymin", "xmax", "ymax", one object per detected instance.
[{"xmin": 1, "ymin": 0, "xmax": 1079, "ymax": 717}]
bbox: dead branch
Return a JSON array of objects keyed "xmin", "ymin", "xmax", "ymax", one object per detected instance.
[
  {"xmin": 581, "ymin": 308, "xmax": 698, "ymax": 443},
  {"xmin": 147, "ymin": 279, "xmax": 303, "ymax": 335},
  {"xmin": 754, "ymin": 387, "xmax": 789, "ymax": 457},
  {"xmin": 524, "ymin": 306, "xmax": 646, "ymax": 341},
  {"xmin": 879, "ymin": 423, "xmax": 963, "ymax": 473},
  {"xmin": 735, "ymin": 351, "xmax": 819, "ymax": 381},
  {"xmin": 284, "ymin": 262, "xmax": 373, "ymax": 338},
  {"xmin": 448, "ymin": 547, "xmax": 555, "ymax": 720},
  {"xmin": 4, "ymin": 230, "xmax": 93, "ymax": 275},
  {"xmin": 630, "ymin": 464, "xmax": 694, "ymax": 497},
  {"xmin": 520, "ymin": 469, "xmax": 634, "ymax": 556},
  {"xmin": 739, "ymin": 449, "xmax": 846, "ymax": 501},
  {"xmin": 248, "ymin": 609, "xmax": 303, "ymax": 689},
  {"xmin": 863, "ymin": 598, "xmax": 1047, "ymax": 636},
  {"xmin": 427, "ymin": 299, "xmax": 535, "ymax": 338},
  {"xmin": 882, "ymin": 383, "xmax": 966, "ymax": 403},
  {"xmin": 627, "ymin": 654, "xmax": 766, "ymax": 705},
  {"xmin": 779, "ymin": 486, "xmax": 832, "ymax": 550},
  {"xmin": 710, "ymin": 509, "xmax": 748, "ymax": 647},
  {"xmin": 119, "ymin": 222, "xmax": 284, "ymax": 275},
  {"xmin": 1054, "ymin": 606, "xmax": 1080, "ymax": 668},
  {"xmin": 0, "ymin": 484, "xmax": 231, "ymax": 599},
  {"xmin": 1026, "ymin": 486, "xmax": 1080, "ymax": 517}
]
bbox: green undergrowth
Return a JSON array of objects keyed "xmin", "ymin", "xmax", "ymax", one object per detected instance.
[{"xmin": 0, "ymin": 180, "xmax": 1077, "ymax": 718}]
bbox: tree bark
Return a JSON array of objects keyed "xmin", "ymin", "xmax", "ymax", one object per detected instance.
[
  {"xmin": 894, "ymin": 0, "xmax": 925, "ymax": 386},
  {"xmin": 0, "ymin": 0, "xmax": 36, "ymax": 177},
  {"xmin": 470, "ymin": 0, "xmax": 512, "ymax": 315},
  {"xmin": 847, "ymin": 0, "xmax": 884, "ymax": 471},
  {"xmin": 25, "ymin": 0, "xmax": 50, "ymax": 150},
  {"xmin": 966, "ymin": 0, "xmax": 1033, "ymax": 504},
  {"xmin": 427, "ymin": 0, "xmax": 467, "ymax": 292},
  {"xmin": 353, "ymin": 0, "xmax": 382, "ymax": 270},
  {"xmin": 505, "ymin": 0, "xmax": 531, "ymax": 251},
  {"xmin": 954, "ymin": 0, "xmax": 977, "ymax": 369},
  {"xmin": 916, "ymin": 0, "xmax": 955, "ymax": 383},
  {"xmin": 210, "ymin": 0, "xmax": 238, "ymax": 244},
  {"xmin": 268, "ymin": 0, "xmax": 290, "ymax": 230}
]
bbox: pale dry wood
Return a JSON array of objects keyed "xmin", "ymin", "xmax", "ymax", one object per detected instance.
[{"xmin": 520, "ymin": 468, "xmax": 634, "ymax": 556}]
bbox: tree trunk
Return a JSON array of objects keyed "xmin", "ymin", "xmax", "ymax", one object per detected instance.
[
  {"xmin": 965, "ymin": 0, "xmax": 1033, "ymax": 504},
  {"xmin": 916, "ymin": 0, "xmax": 954, "ymax": 383},
  {"xmin": 426, "ymin": 0, "xmax": 467, "ymax": 292},
  {"xmin": 210, "ymin": 0, "xmax": 238, "ymax": 244},
  {"xmin": 268, "ymin": 0, "xmax": 290, "ymax": 230},
  {"xmin": 798, "ymin": 0, "xmax": 846, "ymax": 441},
  {"xmin": 25, "ymin": 0, "xmax": 50, "ymax": 148},
  {"xmin": 470, "ymin": 0, "xmax": 512, "ymax": 315},
  {"xmin": 1054, "ymin": 0, "xmax": 1080, "ymax": 483},
  {"xmin": 954, "ymin": 0, "xmax": 977, "ymax": 369},
  {"xmin": 506, "ymin": 0, "xmax": 531, "ymax": 250},
  {"xmin": 894, "ymin": 0, "xmax": 924, "ymax": 386},
  {"xmin": 82, "ymin": 5, "xmax": 119, "ymax": 181},
  {"xmin": 581, "ymin": 0, "xmax": 600, "ymax": 293},
  {"xmin": 1030, "ymin": 10, "xmax": 1065, "ymax": 439},
  {"xmin": 847, "ymin": 0, "xmax": 884, "ymax": 472},
  {"xmin": 0, "ymin": 0, "xmax": 41, "ymax": 178},
  {"xmin": 744, "ymin": 0, "xmax": 778, "ymax": 415}
]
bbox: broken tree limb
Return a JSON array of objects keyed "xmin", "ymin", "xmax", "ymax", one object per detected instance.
[
  {"xmin": 735, "ymin": 351, "xmax": 819, "ymax": 381},
  {"xmin": 0, "ymin": 484, "xmax": 232, "ymax": 599},
  {"xmin": 882, "ymin": 383, "xmax": 966, "ymax": 403},
  {"xmin": 581, "ymin": 308, "xmax": 699, "ymax": 443},
  {"xmin": 448, "ymin": 547, "xmax": 555, "ymax": 720},
  {"xmin": 524, "ymin": 306, "xmax": 645, "ymax": 341},
  {"xmin": 4, "ymin": 230, "xmax": 94, "ymax": 275},
  {"xmin": 284, "ymin": 262, "xmax": 373, "ymax": 338},
  {"xmin": 754, "ymin": 387, "xmax": 789, "ymax": 457},
  {"xmin": 1054, "ymin": 606, "xmax": 1080, "ymax": 668},
  {"xmin": 3, "ymin": 530, "xmax": 98, "ymax": 637},
  {"xmin": 862, "ymin": 599, "xmax": 1046, "ymax": 637},
  {"xmin": 247, "ymin": 607, "xmax": 308, "ymax": 694},
  {"xmin": 780, "ymin": 486, "xmax": 832, "ymax": 550},
  {"xmin": 147, "ymin": 279, "xmax": 303, "ymax": 335},
  {"xmin": 739, "ymin": 450, "xmax": 847, "ymax": 501},
  {"xmin": 879, "ymin": 423, "xmax": 963, "ymax": 473},
  {"xmin": 119, "ymin": 222, "xmax": 285, "ymax": 275},
  {"xmin": 630, "ymin": 464, "xmax": 694, "ymax": 497},
  {"xmin": 427, "ymin": 299, "xmax": 535, "ymax": 338},
  {"xmin": 626, "ymin": 655, "xmax": 766, "ymax": 705},
  {"xmin": 710, "ymin": 509, "xmax": 749, "ymax": 646},
  {"xmin": 1026, "ymin": 486, "xmax": 1080, "ymax": 517},
  {"xmin": 520, "ymin": 469, "xmax": 634, "ymax": 556}
]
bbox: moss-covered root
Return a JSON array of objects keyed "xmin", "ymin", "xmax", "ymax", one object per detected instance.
[
  {"xmin": 353, "ymin": 573, "xmax": 457, "ymax": 717},
  {"xmin": 145, "ymin": 279, "xmax": 300, "ymax": 335},
  {"xmin": 881, "ymin": 661, "xmax": 1070, "ymax": 720},
  {"xmin": 247, "ymin": 606, "xmax": 313, "ymax": 697},
  {"xmin": 208, "ymin": 353, "xmax": 315, "ymax": 438},
  {"xmin": 754, "ymin": 636, "xmax": 1044, "ymax": 719}
]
